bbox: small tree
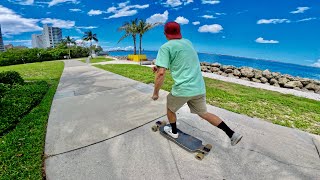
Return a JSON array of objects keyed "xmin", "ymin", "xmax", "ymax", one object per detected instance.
[
  {"xmin": 118, "ymin": 18, "xmax": 138, "ymax": 55},
  {"xmin": 83, "ymin": 31, "xmax": 98, "ymax": 57},
  {"xmin": 62, "ymin": 36, "xmax": 76, "ymax": 59}
]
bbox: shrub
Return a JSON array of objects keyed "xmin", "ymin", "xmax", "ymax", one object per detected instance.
[
  {"xmin": 0, "ymin": 71, "xmax": 24, "ymax": 85},
  {"xmin": 0, "ymin": 81, "xmax": 49, "ymax": 135}
]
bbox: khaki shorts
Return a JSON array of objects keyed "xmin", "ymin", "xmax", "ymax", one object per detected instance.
[{"xmin": 167, "ymin": 93, "xmax": 207, "ymax": 115}]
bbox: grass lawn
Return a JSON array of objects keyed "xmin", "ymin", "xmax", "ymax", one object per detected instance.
[
  {"xmin": 95, "ymin": 64, "xmax": 320, "ymax": 135},
  {"xmin": 79, "ymin": 56, "xmax": 113, "ymax": 63},
  {"xmin": 0, "ymin": 61, "xmax": 64, "ymax": 179}
]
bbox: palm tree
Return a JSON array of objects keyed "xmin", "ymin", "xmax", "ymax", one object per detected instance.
[
  {"xmin": 118, "ymin": 18, "xmax": 138, "ymax": 55},
  {"xmin": 137, "ymin": 20, "xmax": 157, "ymax": 55},
  {"xmin": 83, "ymin": 30, "xmax": 98, "ymax": 57},
  {"xmin": 62, "ymin": 36, "xmax": 76, "ymax": 59}
]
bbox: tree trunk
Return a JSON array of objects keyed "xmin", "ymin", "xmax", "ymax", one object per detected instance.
[
  {"xmin": 133, "ymin": 35, "xmax": 137, "ymax": 55},
  {"xmin": 139, "ymin": 34, "xmax": 142, "ymax": 65},
  {"xmin": 90, "ymin": 40, "xmax": 92, "ymax": 58}
]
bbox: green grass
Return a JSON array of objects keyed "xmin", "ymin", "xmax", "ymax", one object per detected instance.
[
  {"xmin": 79, "ymin": 56, "xmax": 113, "ymax": 63},
  {"xmin": 0, "ymin": 61, "xmax": 64, "ymax": 179},
  {"xmin": 95, "ymin": 64, "xmax": 320, "ymax": 135}
]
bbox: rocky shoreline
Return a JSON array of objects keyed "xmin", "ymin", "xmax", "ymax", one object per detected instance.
[{"xmin": 200, "ymin": 62, "xmax": 320, "ymax": 94}]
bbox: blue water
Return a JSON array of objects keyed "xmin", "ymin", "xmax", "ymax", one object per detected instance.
[{"xmin": 109, "ymin": 51, "xmax": 320, "ymax": 80}]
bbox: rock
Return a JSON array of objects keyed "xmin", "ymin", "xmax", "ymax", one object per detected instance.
[
  {"xmin": 305, "ymin": 83, "xmax": 320, "ymax": 92},
  {"xmin": 284, "ymin": 74, "xmax": 295, "ymax": 81},
  {"xmin": 225, "ymin": 69, "xmax": 233, "ymax": 73},
  {"xmin": 273, "ymin": 83, "xmax": 280, "ymax": 87},
  {"xmin": 240, "ymin": 77, "xmax": 250, "ymax": 81},
  {"xmin": 204, "ymin": 69, "xmax": 211, "ymax": 73},
  {"xmin": 284, "ymin": 81, "xmax": 303, "ymax": 89},
  {"xmin": 152, "ymin": 59, "xmax": 156, "ymax": 65},
  {"xmin": 278, "ymin": 77, "xmax": 288, "ymax": 86},
  {"xmin": 262, "ymin": 69, "xmax": 273, "ymax": 79},
  {"xmin": 254, "ymin": 70, "xmax": 263, "ymax": 79},
  {"xmin": 222, "ymin": 65, "xmax": 235, "ymax": 71},
  {"xmin": 240, "ymin": 67, "xmax": 254, "ymax": 78},
  {"xmin": 260, "ymin": 77, "xmax": 268, "ymax": 83},
  {"xmin": 252, "ymin": 78, "xmax": 261, "ymax": 83},
  {"xmin": 201, "ymin": 62, "xmax": 210, "ymax": 66},
  {"xmin": 211, "ymin": 63, "xmax": 221, "ymax": 67},
  {"xmin": 201, "ymin": 66, "xmax": 207, "ymax": 72},
  {"xmin": 233, "ymin": 69, "xmax": 241, "ymax": 76},
  {"xmin": 221, "ymin": 73, "xmax": 228, "ymax": 77},
  {"xmin": 271, "ymin": 72, "xmax": 280, "ymax": 77},
  {"xmin": 217, "ymin": 71, "xmax": 223, "ymax": 75},
  {"xmin": 294, "ymin": 87, "xmax": 301, "ymax": 91},
  {"xmin": 227, "ymin": 73, "xmax": 235, "ymax": 78},
  {"xmin": 234, "ymin": 76, "xmax": 240, "ymax": 79},
  {"xmin": 300, "ymin": 79, "xmax": 312, "ymax": 86},
  {"xmin": 210, "ymin": 67, "xmax": 220, "ymax": 72},
  {"xmin": 270, "ymin": 79, "xmax": 278, "ymax": 85}
]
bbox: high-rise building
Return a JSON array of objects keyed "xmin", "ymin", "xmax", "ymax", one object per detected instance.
[
  {"xmin": 0, "ymin": 25, "xmax": 5, "ymax": 52},
  {"xmin": 32, "ymin": 34, "xmax": 44, "ymax": 48},
  {"xmin": 32, "ymin": 24, "xmax": 62, "ymax": 48}
]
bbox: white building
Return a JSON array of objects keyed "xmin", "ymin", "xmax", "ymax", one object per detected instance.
[
  {"xmin": 32, "ymin": 34, "xmax": 44, "ymax": 48},
  {"xmin": 32, "ymin": 24, "xmax": 62, "ymax": 48},
  {"xmin": 0, "ymin": 25, "xmax": 5, "ymax": 52}
]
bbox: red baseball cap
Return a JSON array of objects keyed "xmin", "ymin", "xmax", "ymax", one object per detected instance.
[{"xmin": 164, "ymin": 22, "xmax": 182, "ymax": 39}]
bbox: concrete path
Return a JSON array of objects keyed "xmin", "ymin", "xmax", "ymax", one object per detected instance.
[{"xmin": 45, "ymin": 60, "xmax": 320, "ymax": 180}]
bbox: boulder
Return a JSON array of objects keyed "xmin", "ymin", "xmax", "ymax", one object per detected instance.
[
  {"xmin": 211, "ymin": 63, "xmax": 221, "ymax": 67},
  {"xmin": 271, "ymin": 72, "xmax": 280, "ymax": 77},
  {"xmin": 225, "ymin": 69, "xmax": 233, "ymax": 73},
  {"xmin": 273, "ymin": 83, "xmax": 280, "ymax": 87},
  {"xmin": 260, "ymin": 77, "xmax": 268, "ymax": 83},
  {"xmin": 299, "ymin": 79, "xmax": 312, "ymax": 86},
  {"xmin": 201, "ymin": 62, "xmax": 210, "ymax": 66},
  {"xmin": 252, "ymin": 78, "xmax": 261, "ymax": 83},
  {"xmin": 240, "ymin": 77, "xmax": 250, "ymax": 81},
  {"xmin": 227, "ymin": 74, "xmax": 235, "ymax": 78},
  {"xmin": 217, "ymin": 71, "xmax": 223, "ymax": 75},
  {"xmin": 284, "ymin": 81, "xmax": 303, "ymax": 89},
  {"xmin": 240, "ymin": 67, "xmax": 254, "ymax": 78},
  {"xmin": 262, "ymin": 69, "xmax": 273, "ymax": 79},
  {"xmin": 221, "ymin": 73, "xmax": 228, "ymax": 77},
  {"xmin": 254, "ymin": 70, "xmax": 263, "ymax": 79},
  {"xmin": 294, "ymin": 87, "xmax": 301, "ymax": 91},
  {"xmin": 278, "ymin": 77, "xmax": 288, "ymax": 86},
  {"xmin": 210, "ymin": 67, "xmax": 220, "ymax": 72},
  {"xmin": 270, "ymin": 79, "xmax": 278, "ymax": 85},
  {"xmin": 233, "ymin": 69, "xmax": 241, "ymax": 76},
  {"xmin": 201, "ymin": 66, "xmax": 207, "ymax": 72},
  {"xmin": 305, "ymin": 83, "xmax": 320, "ymax": 92}
]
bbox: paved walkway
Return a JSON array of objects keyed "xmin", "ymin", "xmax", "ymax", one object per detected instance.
[{"xmin": 45, "ymin": 60, "xmax": 320, "ymax": 180}]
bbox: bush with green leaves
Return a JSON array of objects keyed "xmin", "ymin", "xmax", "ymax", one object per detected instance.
[
  {"xmin": 0, "ymin": 81, "xmax": 49, "ymax": 136},
  {"xmin": 0, "ymin": 46, "xmax": 90, "ymax": 66},
  {"xmin": 0, "ymin": 71, "xmax": 24, "ymax": 85}
]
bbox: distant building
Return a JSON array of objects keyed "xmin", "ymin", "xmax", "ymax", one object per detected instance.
[
  {"xmin": 32, "ymin": 34, "xmax": 44, "ymax": 48},
  {"xmin": 32, "ymin": 24, "xmax": 62, "ymax": 48},
  {"xmin": 0, "ymin": 25, "xmax": 4, "ymax": 52},
  {"xmin": 4, "ymin": 44, "xmax": 13, "ymax": 50}
]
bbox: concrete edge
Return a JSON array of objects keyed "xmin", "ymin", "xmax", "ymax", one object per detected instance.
[{"xmin": 311, "ymin": 134, "xmax": 320, "ymax": 159}]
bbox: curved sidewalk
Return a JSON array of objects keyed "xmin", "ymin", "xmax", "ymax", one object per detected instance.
[{"xmin": 45, "ymin": 60, "xmax": 320, "ymax": 180}]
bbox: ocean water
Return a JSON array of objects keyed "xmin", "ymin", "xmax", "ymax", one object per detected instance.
[{"xmin": 109, "ymin": 51, "xmax": 320, "ymax": 80}]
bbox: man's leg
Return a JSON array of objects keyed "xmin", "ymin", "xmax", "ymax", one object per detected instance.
[
  {"xmin": 199, "ymin": 113, "xmax": 234, "ymax": 138},
  {"xmin": 167, "ymin": 108, "xmax": 177, "ymax": 134}
]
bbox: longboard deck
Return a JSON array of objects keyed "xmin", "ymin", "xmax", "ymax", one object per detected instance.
[{"xmin": 159, "ymin": 125, "xmax": 203, "ymax": 152}]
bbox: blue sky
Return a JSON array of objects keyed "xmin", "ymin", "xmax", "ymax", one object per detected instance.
[{"xmin": 0, "ymin": 0, "xmax": 319, "ymax": 67}]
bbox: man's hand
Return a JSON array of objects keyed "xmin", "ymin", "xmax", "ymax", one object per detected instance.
[
  {"xmin": 152, "ymin": 66, "xmax": 158, "ymax": 73},
  {"xmin": 152, "ymin": 93, "xmax": 159, "ymax": 101}
]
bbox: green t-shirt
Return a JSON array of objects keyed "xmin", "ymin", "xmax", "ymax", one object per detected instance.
[{"xmin": 156, "ymin": 38, "xmax": 206, "ymax": 97}]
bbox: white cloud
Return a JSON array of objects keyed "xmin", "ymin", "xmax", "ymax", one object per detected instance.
[
  {"xmin": 164, "ymin": 0, "xmax": 193, "ymax": 7},
  {"xmin": 193, "ymin": 8, "xmax": 199, "ymax": 10},
  {"xmin": 201, "ymin": 15, "xmax": 215, "ymax": 19},
  {"xmin": 88, "ymin": 10, "xmax": 104, "ymax": 16},
  {"xmin": 41, "ymin": 18, "xmax": 75, "ymax": 29},
  {"xmin": 48, "ymin": 0, "xmax": 80, "ymax": 7},
  {"xmin": 257, "ymin": 19, "xmax": 291, "ymax": 24},
  {"xmin": 255, "ymin": 37, "xmax": 279, "ymax": 44},
  {"xmin": 192, "ymin": 21, "xmax": 200, "ymax": 25},
  {"xmin": 175, "ymin": 16, "xmax": 189, "ymax": 25},
  {"xmin": 312, "ymin": 59, "xmax": 320, "ymax": 68},
  {"xmin": 146, "ymin": 11, "xmax": 169, "ymax": 24},
  {"xmin": 106, "ymin": 2, "xmax": 149, "ymax": 19},
  {"xmin": 76, "ymin": 26, "xmax": 98, "ymax": 29},
  {"xmin": 8, "ymin": 0, "xmax": 34, "ymax": 5},
  {"xmin": 0, "ymin": 5, "xmax": 41, "ymax": 35},
  {"xmin": 297, "ymin": 17, "xmax": 317, "ymax": 22},
  {"xmin": 70, "ymin": 8, "xmax": 82, "ymax": 12},
  {"xmin": 198, "ymin": 24, "xmax": 223, "ymax": 33},
  {"xmin": 215, "ymin": 12, "xmax": 226, "ymax": 15},
  {"xmin": 202, "ymin": 0, "xmax": 220, "ymax": 5},
  {"xmin": 290, "ymin": 7, "xmax": 310, "ymax": 14}
]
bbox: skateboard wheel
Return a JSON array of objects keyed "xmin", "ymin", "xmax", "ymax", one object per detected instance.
[
  {"xmin": 195, "ymin": 153, "xmax": 204, "ymax": 160},
  {"xmin": 152, "ymin": 125, "xmax": 158, "ymax": 132},
  {"xmin": 204, "ymin": 144, "xmax": 213, "ymax": 152},
  {"xmin": 155, "ymin": 121, "xmax": 162, "ymax": 126}
]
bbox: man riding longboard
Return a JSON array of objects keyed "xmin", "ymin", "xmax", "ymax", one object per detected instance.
[{"xmin": 152, "ymin": 22, "xmax": 243, "ymax": 146}]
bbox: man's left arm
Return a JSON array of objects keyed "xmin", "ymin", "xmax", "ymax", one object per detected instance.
[{"xmin": 152, "ymin": 67, "xmax": 166, "ymax": 100}]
